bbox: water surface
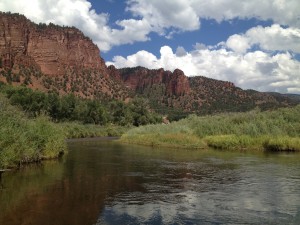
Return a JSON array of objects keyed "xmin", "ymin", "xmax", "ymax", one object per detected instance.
[{"xmin": 1, "ymin": 138, "xmax": 300, "ymax": 224}]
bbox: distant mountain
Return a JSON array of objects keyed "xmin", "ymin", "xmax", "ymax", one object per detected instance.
[
  {"xmin": 0, "ymin": 12, "xmax": 299, "ymax": 119},
  {"xmin": 268, "ymin": 92, "xmax": 300, "ymax": 103}
]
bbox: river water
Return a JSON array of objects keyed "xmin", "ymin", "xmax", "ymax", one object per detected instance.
[{"xmin": 0, "ymin": 138, "xmax": 300, "ymax": 225}]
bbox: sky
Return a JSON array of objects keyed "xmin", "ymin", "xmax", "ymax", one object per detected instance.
[{"xmin": 1, "ymin": 0, "xmax": 300, "ymax": 94}]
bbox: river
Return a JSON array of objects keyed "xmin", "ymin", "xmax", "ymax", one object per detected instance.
[{"xmin": 1, "ymin": 138, "xmax": 300, "ymax": 225}]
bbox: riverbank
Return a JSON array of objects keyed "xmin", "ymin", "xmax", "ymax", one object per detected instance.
[
  {"xmin": 0, "ymin": 94, "xmax": 130, "ymax": 169},
  {"xmin": 61, "ymin": 122, "xmax": 130, "ymax": 139},
  {"xmin": 0, "ymin": 95, "xmax": 67, "ymax": 168},
  {"xmin": 120, "ymin": 105, "xmax": 300, "ymax": 151},
  {"xmin": 1, "ymin": 91, "xmax": 299, "ymax": 169}
]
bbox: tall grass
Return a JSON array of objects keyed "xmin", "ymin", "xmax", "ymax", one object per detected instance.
[
  {"xmin": 60, "ymin": 122, "xmax": 130, "ymax": 139},
  {"xmin": 121, "ymin": 106, "xmax": 300, "ymax": 151},
  {"xmin": 0, "ymin": 92, "xmax": 132, "ymax": 168},
  {"xmin": 0, "ymin": 95, "xmax": 67, "ymax": 168}
]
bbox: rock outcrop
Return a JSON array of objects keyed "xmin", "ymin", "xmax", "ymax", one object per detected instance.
[
  {"xmin": 0, "ymin": 12, "xmax": 105, "ymax": 76},
  {"xmin": 112, "ymin": 66, "xmax": 190, "ymax": 96},
  {"xmin": 0, "ymin": 12, "xmax": 129, "ymax": 100}
]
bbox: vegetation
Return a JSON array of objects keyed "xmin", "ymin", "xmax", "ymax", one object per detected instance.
[
  {"xmin": 0, "ymin": 94, "xmax": 67, "ymax": 168},
  {"xmin": 0, "ymin": 92, "xmax": 131, "ymax": 168},
  {"xmin": 1, "ymin": 81, "xmax": 298, "ymax": 169},
  {"xmin": 0, "ymin": 83, "xmax": 162, "ymax": 126},
  {"xmin": 0, "ymin": 83, "xmax": 158, "ymax": 168},
  {"xmin": 61, "ymin": 122, "xmax": 130, "ymax": 139},
  {"xmin": 121, "ymin": 106, "xmax": 300, "ymax": 151}
]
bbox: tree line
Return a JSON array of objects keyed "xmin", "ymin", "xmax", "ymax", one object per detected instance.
[{"xmin": 0, "ymin": 83, "xmax": 162, "ymax": 126}]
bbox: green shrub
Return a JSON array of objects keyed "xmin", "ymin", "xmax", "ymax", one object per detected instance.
[{"xmin": 0, "ymin": 95, "xmax": 67, "ymax": 168}]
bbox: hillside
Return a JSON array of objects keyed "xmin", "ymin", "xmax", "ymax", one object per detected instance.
[
  {"xmin": 0, "ymin": 12, "xmax": 299, "ymax": 118},
  {"xmin": 108, "ymin": 66, "xmax": 299, "ymax": 119},
  {"xmin": 0, "ymin": 12, "xmax": 129, "ymax": 100}
]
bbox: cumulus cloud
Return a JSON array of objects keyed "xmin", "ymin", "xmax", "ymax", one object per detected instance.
[
  {"xmin": 126, "ymin": 0, "xmax": 300, "ymax": 48},
  {"xmin": 246, "ymin": 24, "xmax": 300, "ymax": 53},
  {"xmin": 176, "ymin": 46, "xmax": 187, "ymax": 57},
  {"xmin": 226, "ymin": 34, "xmax": 251, "ymax": 54},
  {"xmin": 127, "ymin": 0, "xmax": 300, "ymax": 33},
  {"xmin": 107, "ymin": 44, "xmax": 300, "ymax": 94},
  {"xmin": 226, "ymin": 24, "xmax": 300, "ymax": 54},
  {"xmin": 127, "ymin": 0, "xmax": 200, "ymax": 33}
]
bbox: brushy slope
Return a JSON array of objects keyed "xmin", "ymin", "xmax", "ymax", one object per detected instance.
[{"xmin": 120, "ymin": 106, "xmax": 300, "ymax": 151}]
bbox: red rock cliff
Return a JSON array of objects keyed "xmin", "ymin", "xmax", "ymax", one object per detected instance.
[
  {"xmin": 0, "ymin": 12, "xmax": 106, "ymax": 76},
  {"xmin": 113, "ymin": 66, "xmax": 191, "ymax": 96}
]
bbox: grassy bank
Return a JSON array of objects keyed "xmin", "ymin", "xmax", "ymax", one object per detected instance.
[
  {"xmin": 120, "ymin": 106, "xmax": 300, "ymax": 151},
  {"xmin": 0, "ymin": 95, "xmax": 67, "ymax": 168},
  {"xmin": 61, "ymin": 122, "xmax": 130, "ymax": 139},
  {"xmin": 0, "ymin": 93, "xmax": 131, "ymax": 169}
]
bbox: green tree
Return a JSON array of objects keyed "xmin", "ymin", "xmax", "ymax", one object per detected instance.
[
  {"xmin": 109, "ymin": 101, "xmax": 133, "ymax": 126},
  {"xmin": 58, "ymin": 94, "xmax": 77, "ymax": 121},
  {"xmin": 85, "ymin": 100, "xmax": 108, "ymax": 125}
]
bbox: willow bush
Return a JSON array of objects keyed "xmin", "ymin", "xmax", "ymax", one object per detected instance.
[{"xmin": 0, "ymin": 95, "xmax": 67, "ymax": 168}]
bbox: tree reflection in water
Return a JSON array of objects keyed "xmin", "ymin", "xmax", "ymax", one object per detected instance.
[{"xmin": 0, "ymin": 139, "xmax": 300, "ymax": 225}]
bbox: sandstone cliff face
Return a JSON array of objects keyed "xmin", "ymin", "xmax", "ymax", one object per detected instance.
[
  {"xmin": 166, "ymin": 69, "xmax": 190, "ymax": 96},
  {"xmin": 107, "ymin": 65, "xmax": 122, "ymax": 81},
  {"xmin": 113, "ymin": 66, "xmax": 190, "ymax": 96},
  {"xmin": 0, "ymin": 12, "xmax": 130, "ymax": 100},
  {"xmin": 0, "ymin": 12, "xmax": 105, "ymax": 76}
]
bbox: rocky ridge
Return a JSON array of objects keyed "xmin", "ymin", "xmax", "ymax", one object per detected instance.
[{"xmin": 108, "ymin": 66, "xmax": 298, "ymax": 118}]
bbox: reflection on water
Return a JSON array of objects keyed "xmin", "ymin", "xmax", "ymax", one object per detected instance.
[{"xmin": 0, "ymin": 138, "xmax": 300, "ymax": 225}]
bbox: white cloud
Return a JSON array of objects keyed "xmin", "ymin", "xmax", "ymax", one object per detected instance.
[
  {"xmin": 110, "ymin": 50, "xmax": 159, "ymax": 69},
  {"xmin": 246, "ymin": 24, "xmax": 300, "ymax": 53},
  {"xmin": 127, "ymin": 0, "xmax": 300, "ymax": 33},
  {"xmin": 176, "ymin": 46, "xmax": 187, "ymax": 57},
  {"xmin": 226, "ymin": 24, "xmax": 300, "ymax": 54},
  {"xmin": 226, "ymin": 35, "xmax": 250, "ymax": 53},
  {"xmin": 107, "ymin": 45, "xmax": 300, "ymax": 94},
  {"xmin": 127, "ymin": 0, "xmax": 200, "ymax": 33}
]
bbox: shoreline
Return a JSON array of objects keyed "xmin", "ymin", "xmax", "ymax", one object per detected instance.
[
  {"xmin": 120, "ymin": 135, "xmax": 300, "ymax": 152},
  {"xmin": 2, "ymin": 134, "xmax": 299, "ymax": 171},
  {"xmin": 119, "ymin": 105, "xmax": 300, "ymax": 152},
  {"xmin": 66, "ymin": 136, "xmax": 120, "ymax": 143}
]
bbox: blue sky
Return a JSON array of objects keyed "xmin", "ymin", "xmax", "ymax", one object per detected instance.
[
  {"xmin": 91, "ymin": 0, "xmax": 274, "ymax": 61},
  {"xmin": 103, "ymin": 17, "xmax": 274, "ymax": 62},
  {"xmin": 0, "ymin": 0, "xmax": 300, "ymax": 93}
]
